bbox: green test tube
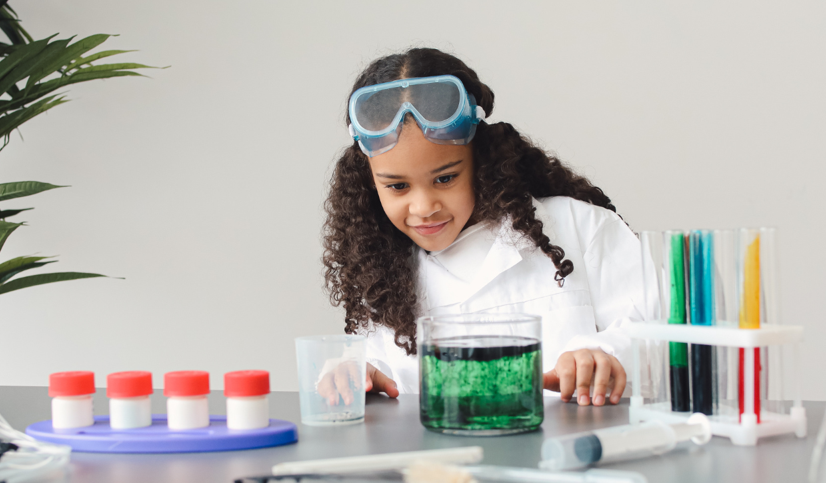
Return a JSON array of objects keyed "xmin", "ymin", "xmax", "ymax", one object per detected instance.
[{"xmin": 667, "ymin": 231, "xmax": 690, "ymax": 412}]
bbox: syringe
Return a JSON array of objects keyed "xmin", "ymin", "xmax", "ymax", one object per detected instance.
[{"xmin": 540, "ymin": 414, "xmax": 712, "ymax": 471}]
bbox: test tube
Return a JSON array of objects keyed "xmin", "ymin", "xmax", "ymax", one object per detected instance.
[
  {"xmin": 712, "ymin": 230, "xmax": 739, "ymax": 412},
  {"xmin": 667, "ymin": 231, "xmax": 691, "ymax": 412},
  {"xmin": 640, "ymin": 230, "xmax": 689, "ymax": 410},
  {"xmin": 760, "ymin": 228, "xmax": 783, "ymax": 413},
  {"xmin": 688, "ymin": 230, "xmax": 715, "ymax": 415},
  {"xmin": 738, "ymin": 228, "xmax": 761, "ymax": 424},
  {"xmin": 540, "ymin": 414, "xmax": 711, "ymax": 471}
]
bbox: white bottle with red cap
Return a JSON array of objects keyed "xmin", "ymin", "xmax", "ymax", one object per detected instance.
[
  {"xmin": 224, "ymin": 370, "xmax": 271, "ymax": 430},
  {"xmin": 107, "ymin": 371, "xmax": 153, "ymax": 429},
  {"xmin": 49, "ymin": 371, "xmax": 96, "ymax": 429},
  {"xmin": 164, "ymin": 371, "xmax": 210, "ymax": 430}
]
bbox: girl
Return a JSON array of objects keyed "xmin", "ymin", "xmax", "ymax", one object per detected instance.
[{"xmin": 322, "ymin": 48, "xmax": 645, "ymax": 407}]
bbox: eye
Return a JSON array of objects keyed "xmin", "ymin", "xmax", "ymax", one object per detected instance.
[
  {"xmin": 435, "ymin": 174, "xmax": 457, "ymax": 184},
  {"xmin": 386, "ymin": 183, "xmax": 408, "ymax": 191}
]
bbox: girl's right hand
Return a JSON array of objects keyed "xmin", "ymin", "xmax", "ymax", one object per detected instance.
[{"xmin": 365, "ymin": 362, "xmax": 399, "ymax": 398}]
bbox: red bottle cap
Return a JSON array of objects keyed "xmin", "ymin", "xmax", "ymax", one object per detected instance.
[
  {"xmin": 107, "ymin": 371, "xmax": 153, "ymax": 398},
  {"xmin": 49, "ymin": 371, "xmax": 95, "ymax": 397},
  {"xmin": 224, "ymin": 370, "xmax": 270, "ymax": 397},
  {"xmin": 163, "ymin": 371, "xmax": 210, "ymax": 397}
]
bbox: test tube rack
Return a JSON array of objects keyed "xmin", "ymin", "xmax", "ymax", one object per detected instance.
[{"xmin": 628, "ymin": 322, "xmax": 806, "ymax": 446}]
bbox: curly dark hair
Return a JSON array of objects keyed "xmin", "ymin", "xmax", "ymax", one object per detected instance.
[{"xmin": 323, "ymin": 48, "xmax": 618, "ymax": 355}]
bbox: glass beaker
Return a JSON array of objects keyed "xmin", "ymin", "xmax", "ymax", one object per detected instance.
[{"xmin": 417, "ymin": 313, "xmax": 543, "ymax": 436}]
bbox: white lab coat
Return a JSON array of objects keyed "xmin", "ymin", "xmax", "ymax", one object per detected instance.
[{"xmin": 363, "ymin": 196, "xmax": 646, "ymax": 394}]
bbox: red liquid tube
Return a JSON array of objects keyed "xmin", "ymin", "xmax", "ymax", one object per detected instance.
[{"xmin": 738, "ymin": 228, "xmax": 769, "ymax": 424}]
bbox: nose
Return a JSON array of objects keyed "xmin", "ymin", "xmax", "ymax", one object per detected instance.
[{"xmin": 409, "ymin": 189, "xmax": 441, "ymax": 219}]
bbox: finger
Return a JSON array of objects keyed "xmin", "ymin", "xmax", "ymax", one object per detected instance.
[
  {"xmin": 609, "ymin": 356, "xmax": 627, "ymax": 405},
  {"xmin": 365, "ymin": 363, "xmax": 375, "ymax": 393},
  {"xmin": 574, "ymin": 349, "xmax": 595, "ymax": 406},
  {"xmin": 317, "ymin": 372, "xmax": 338, "ymax": 405},
  {"xmin": 543, "ymin": 369, "xmax": 561, "ymax": 392},
  {"xmin": 556, "ymin": 353, "xmax": 576, "ymax": 403},
  {"xmin": 370, "ymin": 367, "xmax": 399, "ymax": 398},
  {"xmin": 346, "ymin": 361, "xmax": 363, "ymax": 391},
  {"xmin": 591, "ymin": 351, "xmax": 612, "ymax": 406},
  {"xmin": 334, "ymin": 363, "xmax": 354, "ymax": 405}
]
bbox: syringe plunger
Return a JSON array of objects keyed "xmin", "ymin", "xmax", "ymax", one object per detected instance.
[{"xmin": 541, "ymin": 413, "xmax": 711, "ymax": 471}]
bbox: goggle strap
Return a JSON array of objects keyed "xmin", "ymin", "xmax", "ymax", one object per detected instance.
[
  {"xmin": 348, "ymin": 123, "xmax": 358, "ymax": 140},
  {"xmin": 475, "ymin": 105, "xmax": 486, "ymax": 122}
]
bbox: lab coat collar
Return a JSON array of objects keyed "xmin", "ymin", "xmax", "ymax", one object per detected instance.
[{"xmin": 419, "ymin": 197, "xmax": 556, "ymax": 309}]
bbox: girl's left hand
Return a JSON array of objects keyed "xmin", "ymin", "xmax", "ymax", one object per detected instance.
[{"xmin": 542, "ymin": 348, "xmax": 626, "ymax": 406}]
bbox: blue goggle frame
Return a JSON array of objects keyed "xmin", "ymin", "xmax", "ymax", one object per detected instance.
[{"xmin": 348, "ymin": 75, "xmax": 485, "ymax": 157}]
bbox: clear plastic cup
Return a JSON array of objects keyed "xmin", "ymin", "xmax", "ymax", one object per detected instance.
[{"xmin": 295, "ymin": 335, "xmax": 366, "ymax": 426}]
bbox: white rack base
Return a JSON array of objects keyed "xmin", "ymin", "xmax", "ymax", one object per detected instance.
[{"xmin": 629, "ymin": 402, "xmax": 806, "ymax": 446}]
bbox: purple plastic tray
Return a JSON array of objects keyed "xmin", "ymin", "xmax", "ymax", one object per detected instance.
[{"xmin": 26, "ymin": 415, "xmax": 298, "ymax": 453}]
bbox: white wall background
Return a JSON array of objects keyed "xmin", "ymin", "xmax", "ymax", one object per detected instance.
[{"xmin": 0, "ymin": 1, "xmax": 824, "ymax": 398}]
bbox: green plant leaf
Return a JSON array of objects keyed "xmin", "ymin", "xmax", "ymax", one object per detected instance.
[
  {"xmin": 64, "ymin": 49, "xmax": 136, "ymax": 71},
  {"xmin": 0, "ymin": 7, "xmax": 31, "ymax": 46},
  {"xmin": 0, "ymin": 76, "xmax": 64, "ymax": 111},
  {"xmin": 0, "ymin": 271, "xmax": 108, "ymax": 295},
  {"xmin": 71, "ymin": 62, "xmax": 156, "ymax": 74},
  {"xmin": 0, "ymin": 207, "xmax": 32, "ymax": 219},
  {"xmin": 0, "ymin": 43, "xmax": 16, "ymax": 56},
  {"xmin": 0, "ymin": 94, "xmax": 68, "ymax": 142},
  {"xmin": 0, "ymin": 181, "xmax": 64, "ymax": 202},
  {"xmin": 26, "ymin": 34, "xmax": 112, "ymax": 88},
  {"xmin": 0, "ymin": 36, "xmax": 70, "ymax": 95},
  {"xmin": 64, "ymin": 69, "xmax": 145, "ymax": 84},
  {"xmin": 0, "ymin": 259, "xmax": 56, "ymax": 284},
  {"xmin": 6, "ymin": 83, "xmax": 19, "ymax": 97},
  {"xmin": 0, "ymin": 255, "xmax": 52, "ymax": 276},
  {"xmin": 0, "ymin": 35, "xmax": 53, "ymax": 82},
  {"xmin": 0, "ymin": 4, "xmax": 33, "ymax": 44},
  {"xmin": 6, "ymin": 71, "xmax": 146, "ymax": 111},
  {"xmin": 0, "ymin": 220, "xmax": 23, "ymax": 252},
  {"xmin": 3, "ymin": 4, "xmax": 20, "ymax": 17}
]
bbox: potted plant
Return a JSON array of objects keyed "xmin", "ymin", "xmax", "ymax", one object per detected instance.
[{"xmin": 0, "ymin": 3, "xmax": 160, "ymax": 294}]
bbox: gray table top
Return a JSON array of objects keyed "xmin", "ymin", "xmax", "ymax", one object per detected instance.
[{"xmin": 0, "ymin": 386, "xmax": 822, "ymax": 482}]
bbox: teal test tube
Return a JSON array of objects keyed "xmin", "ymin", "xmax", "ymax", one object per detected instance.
[{"xmin": 689, "ymin": 230, "xmax": 714, "ymax": 415}]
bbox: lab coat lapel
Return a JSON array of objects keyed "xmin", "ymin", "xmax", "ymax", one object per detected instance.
[
  {"xmin": 469, "ymin": 197, "xmax": 557, "ymax": 299},
  {"xmin": 465, "ymin": 233, "xmax": 524, "ymax": 302},
  {"xmin": 424, "ymin": 221, "xmax": 526, "ymax": 310}
]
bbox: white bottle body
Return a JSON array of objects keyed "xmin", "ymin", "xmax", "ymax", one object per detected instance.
[
  {"xmin": 110, "ymin": 396, "xmax": 152, "ymax": 429},
  {"xmin": 227, "ymin": 395, "xmax": 269, "ymax": 430},
  {"xmin": 52, "ymin": 395, "xmax": 94, "ymax": 429},
  {"xmin": 167, "ymin": 395, "xmax": 209, "ymax": 429}
]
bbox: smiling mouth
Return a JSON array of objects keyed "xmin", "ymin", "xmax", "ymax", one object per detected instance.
[{"xmin": 411, "ymin": 220, "xmax": 450, "ymax": 236}]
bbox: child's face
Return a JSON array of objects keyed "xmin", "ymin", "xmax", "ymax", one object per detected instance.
[{"xmin": 368, "ymin": 122, "xmax": 475, "ymax": 252}]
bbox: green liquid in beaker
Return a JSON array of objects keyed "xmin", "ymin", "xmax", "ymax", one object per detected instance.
[{"xmin": 420, "ymin": 336, "xmax": 543, "ymax": 434}]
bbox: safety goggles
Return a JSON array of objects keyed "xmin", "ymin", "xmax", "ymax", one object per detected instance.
[{"xmin": 347, "ymin": 75, "xmax": 486, "ymax": 157}]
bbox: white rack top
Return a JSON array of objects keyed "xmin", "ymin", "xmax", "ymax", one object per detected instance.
[{"xmin": 627, "ymin": 322, "xmax": 802, "ymax": 347}]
